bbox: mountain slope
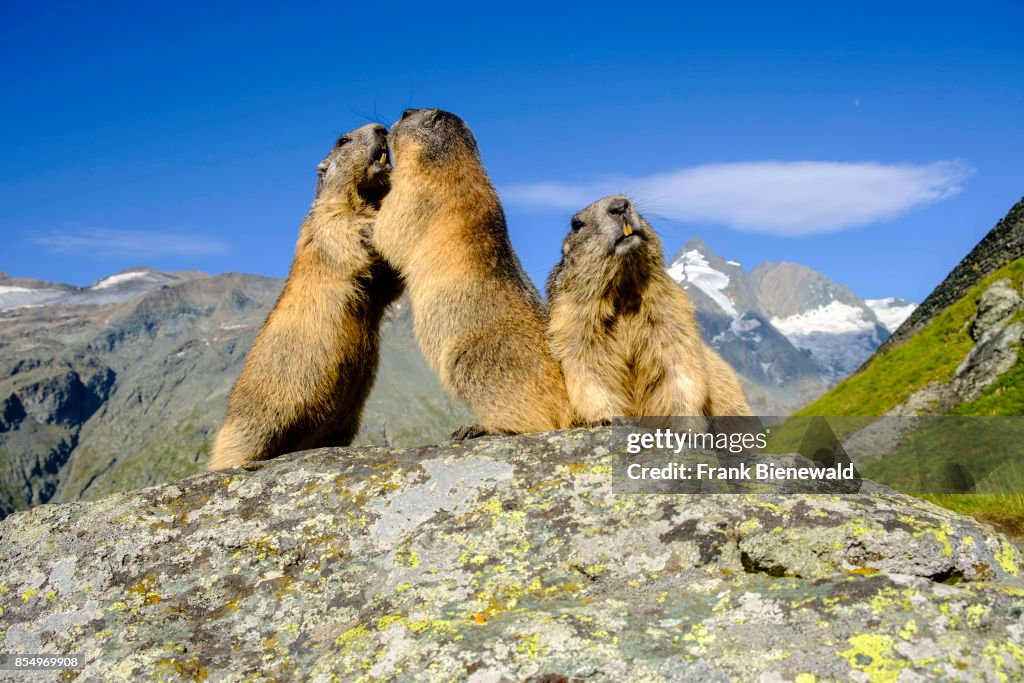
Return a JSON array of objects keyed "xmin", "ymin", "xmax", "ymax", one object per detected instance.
[
  {"xmin": 792, "ymin": 198, "xmax": 1024, "ymax": 542},
  {"xmin": 0, "ymin": 271, "xmax": 473, "ymax": 518},
  {"xmin": 799, "ymin": 258, "xmax": 1024, "ymax": 417},
  {"xmin": 794, "ymin": 257, "xmax": 1024, "ymax": 543},
  {"xmin": 866, "ymin": 297, "xmax": 918, "ymax": 333},
  {"xmin": 750, "ymin": 261, "xmax": 890, "ymax": 382},
  {"xmin": 801, "ymin": 197, "xmax": 1024, "ymax": 418}
]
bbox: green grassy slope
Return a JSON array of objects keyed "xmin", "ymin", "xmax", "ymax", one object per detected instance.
[
  {"xmin": 790, "ymin": 258, "xmax": 1024, "ymax": 542},
  {"xmin": 797, "ymin": 257, "xmax": 1024, "ymax": 417}
]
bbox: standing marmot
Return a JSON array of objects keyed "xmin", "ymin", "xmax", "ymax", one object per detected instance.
[
  {"xmin": 371, "ymin": 108, "xmax": 575, "ymax": 437},
  {"xmin": 546, "ymin": 195, "xmax": 751, "ymax": 423},
  {"xmin": 209, "ymin": 123, "xmax": 403, "ymax": 470}
]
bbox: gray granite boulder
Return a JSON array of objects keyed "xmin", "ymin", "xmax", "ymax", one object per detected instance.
[{"xmin": 1, "ymin": 427, "xmax": 1022, "ymax": 681}]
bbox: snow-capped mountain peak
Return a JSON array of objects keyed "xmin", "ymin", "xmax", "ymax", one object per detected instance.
[
  {"xmin": 667, "ymin": 249, "xmax": 738, "ymax": 318},
  {"xmin": 662, "ymin": 239, "xmax": 913, "ymax": 391},
  {"xmin": 865, "ymin": 297, "xmax": 917, "ymax": 334}
]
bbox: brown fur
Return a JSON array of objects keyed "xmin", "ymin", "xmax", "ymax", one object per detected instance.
[
  {"xmin": 209, "ymin": 124, "xmax": 403, "ymax": 470},
  {"xmin": 703, "ymin": 348, "xmax": 752, "ymax": 417},
  {"xmin": 371, "ymin": 108, "xmax": 574, "ymax": 436},
  {"xmin": 546, "ymin": 195, "xmax": 751, "ymax": 424}
]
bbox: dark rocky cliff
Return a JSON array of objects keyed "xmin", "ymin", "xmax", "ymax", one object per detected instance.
[{"xmin": 880, "ymin": 197, "xmax": 1024, "ymax": 352}]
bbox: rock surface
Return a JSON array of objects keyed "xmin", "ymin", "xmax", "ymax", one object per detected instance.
[
  {"xmin": 971, "ymin": 279, "xmax": 1023, "ymax": 344},
  {"xmin": 1, "ymin": 427, "xmax": 1022, "ymax": 681},
  {"xmin": 889, "ymin": 278, "xmax": 1023, "ymax": 416}
]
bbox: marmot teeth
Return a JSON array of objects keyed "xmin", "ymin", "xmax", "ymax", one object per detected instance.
[{"xmin": 547, "ymin": 194, "xmax": 751, "ymax": 423}]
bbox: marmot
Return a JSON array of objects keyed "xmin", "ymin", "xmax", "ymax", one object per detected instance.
[
  {"xmin": 371, "ymin": 108, "xmax": 575, "ymax": 437},
  {"xmin": 209, "ymin": 123, "xmax": 403, "ymax": 470},
  {"xmin": 546, "ymin": 195, "xmax": 751, "ymax": 424}
]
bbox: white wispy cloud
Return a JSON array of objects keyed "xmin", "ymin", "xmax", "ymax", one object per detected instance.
[
  {"xmin": 30, "ymin": 228, "xmax": 228, "ymax": 257},
  {"xmin": 503, "ymin": 160, "xmax": 972, "ymax": 236}
]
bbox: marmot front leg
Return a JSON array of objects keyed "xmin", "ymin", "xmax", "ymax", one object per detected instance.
[
  {"xmin": 563, "ymin": 360, "xmax": 629, "ymax": 426},
  {"xmin": 449, "ymin": 424, "xmax": 516, "ymax": 441},
  {"xmin": 640, "ymin": 363, "xmax": 710, "ymax": 433}
]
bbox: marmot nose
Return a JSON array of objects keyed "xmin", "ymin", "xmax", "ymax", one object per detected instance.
[
  {"xmin": 400, "ymin": 109, "xmax": 419, "ymax": 120},
  {"xmin": 606, "ymin": 197, "xmax": 630, "ymax": 216}
]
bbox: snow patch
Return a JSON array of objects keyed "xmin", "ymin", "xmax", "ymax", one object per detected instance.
[
  {"xmin": 730, "ymin": 316, "xmax": 761, "ymax": 335},
  {"xmin": 770, "ymin": 301, "xmax": 875, "ymax": 336},
  {"xmin": 0, "ymin": 286, "xmax": 71, "ymax": 310},
  {"xmin": 667, "ymin": 250, "xmax": 738, "ymax": 318},
  {"xmin": 771, "ymin": 302, "xmax": 882, "ymax": 382},
  {"xmin": 866, "ymin": 297, "xmax": 917, "ymax": 333},
  {"xmin": 90, "ymin": 271, "xmax": 153, "ymax": 290}
]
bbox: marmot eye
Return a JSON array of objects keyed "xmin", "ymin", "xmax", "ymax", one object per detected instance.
[
  {"xmin": 570, "ymin": 218, "xmax": 585, "ymax": 231},
  {"xmin": 336, "ymin": 136, "xmax": 351, "ymax": 147}
]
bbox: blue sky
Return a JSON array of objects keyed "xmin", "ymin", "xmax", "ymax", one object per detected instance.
[{"xmin": 1, "ymin": 1, "xmax": 1022, "ymax": 302}]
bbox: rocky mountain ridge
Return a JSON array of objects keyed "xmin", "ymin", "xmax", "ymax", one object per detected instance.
[
  {"xmin": 668, "ymin": 238, "xmax": 913, "ymax": 391},
  {"xmin": 879, "ymin": 196, "xmax": 1024, "ymax": 352},
  {"xmin": 0, "ymin": 267, "xmax": 206, "ymax": 310},
  {"xmin": 0, "ymin": 270, "xmax": 473, "ymax": 519}
]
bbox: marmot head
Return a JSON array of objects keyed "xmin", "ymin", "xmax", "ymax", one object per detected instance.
[
  {"xmin": 315, "ymin": 123, "xmax": 390, "ymax": 210},
  {"xmin": 388, "ymin": 108, "xmax": 481, "ymax": 169},
  {"xmin": 548, "ymin": 195, "xmax": 666, "ymax": 301}
]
